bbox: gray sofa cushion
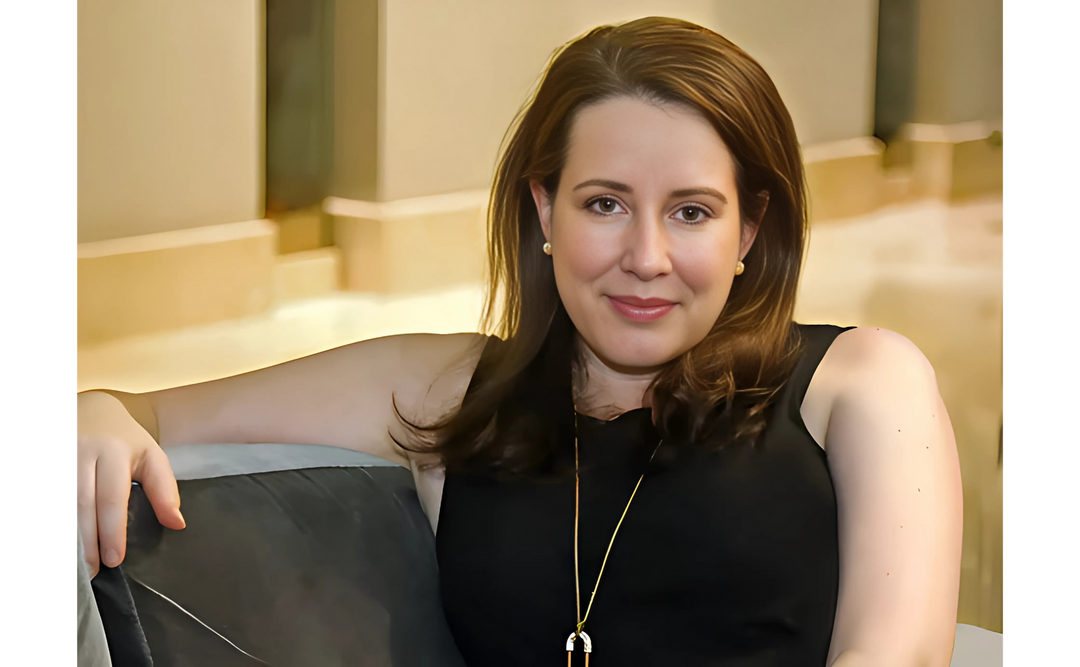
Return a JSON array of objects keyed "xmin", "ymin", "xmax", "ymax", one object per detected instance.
[{"xmin": 109, "ymin": 444, "xmax": 466, "ymax": 667}]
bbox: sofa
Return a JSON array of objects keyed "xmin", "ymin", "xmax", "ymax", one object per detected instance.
[{"xmin": 77, "ymin": 443, "xmax": 1002, "ymax": 666}]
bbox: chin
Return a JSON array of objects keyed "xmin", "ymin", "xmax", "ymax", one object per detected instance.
[{"xmin": 591, "ymin": 333, "xmax": 684, "ymax": 373}]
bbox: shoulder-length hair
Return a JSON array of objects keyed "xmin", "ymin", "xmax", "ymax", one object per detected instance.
[{"xmin": 407, "ymin": 17, "xmax": 808, "ymax": 476}]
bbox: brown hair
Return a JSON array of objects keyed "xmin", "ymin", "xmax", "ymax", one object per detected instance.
[{"xmin": 407, "ymin": 17, "xmax": 808, "ymax": 475}]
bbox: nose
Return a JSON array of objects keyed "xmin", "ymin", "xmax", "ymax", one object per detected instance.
[{"xmin": 619, "ymin": 212, "xmax": 673, "ymax": 281}]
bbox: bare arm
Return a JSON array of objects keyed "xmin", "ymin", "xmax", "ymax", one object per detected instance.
[
  {"xmin": 817, "ymin": 328, "xmax": 964, "ymax": 666},
  {"xmin": 144, "ymin": 332, "xmax": 484, "ymax": 464},
  {"xmin": 79, "ymin": 331, "xmax": 487, "ymax": 574}
]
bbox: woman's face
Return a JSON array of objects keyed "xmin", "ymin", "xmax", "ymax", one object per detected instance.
[{"xmin": 531, "ymin": 96, "xmax": 759, "ymax": 374}]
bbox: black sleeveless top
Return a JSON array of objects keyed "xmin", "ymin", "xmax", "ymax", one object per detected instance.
[{"xmin": 436, "ymin": 324, "xmax": 850, "ymax": 666}]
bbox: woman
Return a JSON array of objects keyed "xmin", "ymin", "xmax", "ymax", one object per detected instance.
[{"xmin": 78, "ymin": 17, "xmax": 963, "ymax": 666}]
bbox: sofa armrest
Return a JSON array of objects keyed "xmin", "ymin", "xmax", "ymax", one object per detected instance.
[
  {"xmin": 949, "ymin": 623, "xmax": 1002, "ymax": 666},
  {"xmin": 77, "ymin": 530, "xmax": 113, "ymax": 667}
]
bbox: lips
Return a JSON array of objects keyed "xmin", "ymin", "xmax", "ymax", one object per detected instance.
[{"xmin": 606, "ymin": 295, "xmax": 676, "ymax": 323}]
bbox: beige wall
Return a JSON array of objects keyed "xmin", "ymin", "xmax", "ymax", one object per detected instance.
[
  {"xmin": 377, "ymin": 0, "xmax": 878, "ymax": 201},
  {"xmin": 76, "ymin": 0, "xmax": 882, "ymax": 236},
  {"xmin": 78, "ymin": 0, "xmax": 265, "ymax": 243},
  {"xmin": 705, "ymin": 0, "xmax": 879, "ymax": 145},
  {"xmin": 913, "ymin": 0, "xmax": 1002, "ymax": 125}
]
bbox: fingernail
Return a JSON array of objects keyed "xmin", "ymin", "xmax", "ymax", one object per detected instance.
[{"xmin": 103, "ymin": 548, "xmax": 120, "ymax": 567}]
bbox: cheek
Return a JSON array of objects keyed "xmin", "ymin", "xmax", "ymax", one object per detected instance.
[
  {"xmin": 675, "ymin": 233, "xmax": 738, "ymax": 298},
  {"xmin": 551, "ymin": 215, "xmax": 619, "ymax": 285},
  {"xmin": 669, "ymin": 235, "xmax": 741, "ymax": 340},
  {"xmin": 678, "ymin": 251, "xmax": 731, "ymax": 299},
  {"xmin": 552, "ymin": 251, "xmax": 611, "ymax": 327}
]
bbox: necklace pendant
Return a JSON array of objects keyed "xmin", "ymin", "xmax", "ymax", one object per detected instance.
[{"xmin": 565, "ymin": 631, "xmax": 592, "ymax": 666}]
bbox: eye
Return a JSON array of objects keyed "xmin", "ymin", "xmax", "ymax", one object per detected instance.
[
  {"xmin": 673, "ymin": 205, "xmax": 711, "ymax": 224},
  {"xmin": 586, "ymin": 197, "xmax": 625, "ymax": 216}
]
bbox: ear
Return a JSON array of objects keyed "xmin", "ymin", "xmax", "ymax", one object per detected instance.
[
  {"xmin": 529, "ymin": 180, "xmax": 554, "ymax": 243},
  {"xmin": 739, "ymin": 190, "xmax": 769, "ymax": 259}
]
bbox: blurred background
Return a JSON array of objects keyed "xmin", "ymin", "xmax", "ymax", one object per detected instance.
[{"xmin": 77, "ymin": 0, "xmax": 1002, "ymax": 632}]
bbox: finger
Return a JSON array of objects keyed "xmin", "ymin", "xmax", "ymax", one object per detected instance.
[
  {"xmin": 77, "ymin": 454, "xmax": 100, "ymax": 578},
  {"xmin": 135, "ymin": 446, "xmax": 185, "ymax": 530},
  {"xmin": 95, "ymin": 454, "xmax": 133, "ymax": 569}
]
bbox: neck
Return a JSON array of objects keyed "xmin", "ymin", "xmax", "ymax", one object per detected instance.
[{"xmin": 573, "ymin": 336, "xmax": 660, "ymax": 420}]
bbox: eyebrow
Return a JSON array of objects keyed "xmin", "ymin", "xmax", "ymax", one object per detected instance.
[{"xmin": 572, "ymin": 179, "xmax": 728, "ymax": 204}]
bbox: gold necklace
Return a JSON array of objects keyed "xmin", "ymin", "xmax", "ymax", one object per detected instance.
[{"xmin": 565, "ymin": 410, "xmax": 663, "ymax": 666}]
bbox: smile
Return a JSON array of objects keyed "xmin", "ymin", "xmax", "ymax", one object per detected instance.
[{"xmin": 606, "ymin": 295, "xmax": 677, "ymax": 323}]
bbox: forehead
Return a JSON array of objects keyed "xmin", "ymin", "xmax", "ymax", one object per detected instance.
[{"xmin": 562, "ymin": 96, "xmax": 737, "ymax": 188}]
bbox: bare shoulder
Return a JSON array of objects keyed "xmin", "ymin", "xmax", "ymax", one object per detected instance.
[
  {"xmin": 826, "ymin": 326, "xmax": 937, "ymax": 398},
  {"xmin": 803, "ymin": 327, "xmax": 938, "ymax": 448},
  {"xmin": 388, "ymin": 328, "xmax": 490, "ymax": 464},
  {"xmin": 829, "ymin": 328, "xmax": 941, "ymax": 414},
  {"xmin": 389, "ymin": 332, "xmax": 489, "ymax": 458},
  {"xmin": 816, "ymin": 326, "xmax": 950, "ymax": 462},
  {"xmin": 829, "ymin": 326, "xmax": 931, "ymax": 367},
  {"xmin": 392, "ymin": 331, "xmax": 488, "ymax": 370}
]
